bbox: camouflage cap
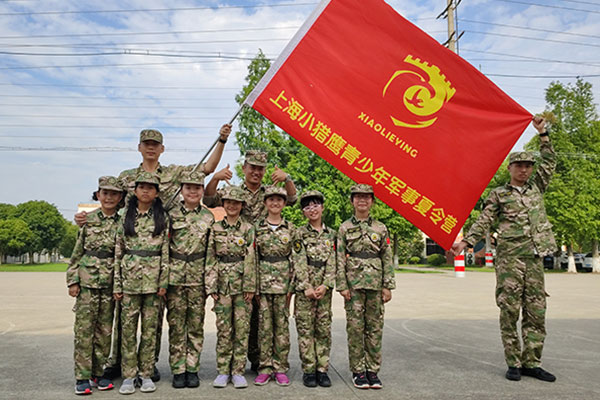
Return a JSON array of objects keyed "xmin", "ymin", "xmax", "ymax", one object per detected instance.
[
  {"xmin": 98, "ymin": 176, "xmax": 123, "ymax": 192},
  {"xmin": 509, "ymin": 151, "xmax": 536, "ymax": 164},
  {"xmin": 300, "ymin": 189, "xmax": 324, "ymax": 203},
  {"xmin": 139, "ymin": 129, "xmax": 163, "ymax": 144},
  {"xmin": 221, "ymin": 186, "xmax": 247, "ymax": 203},
  {"xmin": 180, "ymin": 171, "xmax": 205, "ymax": 186},
  {"xmin": 244, "ymin": 150, "xmax": 267, "ymax": 167},
  {"xmin": 135, "ymin": 171, "xmax": 160, "ymax": 186},
  {"xmin": 264, "ymin": 185, "xmax": 287, "ymax": 201},
  {"xmin": 350, "ymin": 183, "xmax": 374, "ymax": 195}
]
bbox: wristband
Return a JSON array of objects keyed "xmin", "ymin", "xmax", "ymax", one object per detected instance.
[
  {"xmin": 218, "ymin": 137, "xmax": 227, "ymax": 144},
  {"xmin": 538, "ymin": 131, "xmax": 549, "ymax": 137},
  {"xmin": 285, "ymin": 174, "xmax": 292, "ymax": 183}
]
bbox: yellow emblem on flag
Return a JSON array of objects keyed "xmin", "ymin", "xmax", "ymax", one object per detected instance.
[{"xmin": 383, "ymin": 55, "xmax": 455, "ymax": 129}]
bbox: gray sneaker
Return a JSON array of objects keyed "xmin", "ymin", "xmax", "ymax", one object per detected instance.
[
  {"xmin": 119, "ymin": 378, "xmax": 135, "ymax": 395},
  {"xmin": 213, "ymin": 374, "xmax": 230, "ymax": 388},
  {"xmin": 139, "ymin": 377, "xmax": 156, "ymax": 393},
  {"xmin": 231, "ymin": 375, "xmax": 248, "ymax": 388}
]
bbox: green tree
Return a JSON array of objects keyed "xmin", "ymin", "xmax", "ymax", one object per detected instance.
[
  {"xmin": 59, "ymin": 222, "xmax": 79, "ymax": 258},
  {"xmin": 0, "ymin": 219, "xmax": 34, "ymax": 264},
  {"xmin": 233, "ymin": 51, "xmax": 422, "ymax": 262},
  {"xmin": 0, "ymin": 203, "xmax": 16, "ymax": 220},
  {"xmin": 13, "ymin": 201, "xmax": 67, "ymax": 263}
]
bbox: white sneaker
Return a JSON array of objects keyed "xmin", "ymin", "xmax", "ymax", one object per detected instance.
[
  {"xmin": 119, "ymin": 378, "xmax": 135, "ymax": 395},
  {"xmin": 139, "ymin": 377, "xmax": 156, "ymax": 393}
]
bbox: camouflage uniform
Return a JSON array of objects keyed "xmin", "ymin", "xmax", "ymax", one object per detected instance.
[
  {"xmin": 254, "ymin": 186, "xmax": 301, "ymax": 375},
  {"xmin": 205, "ymin": 186, "xmax": 257, "ymax": 375},
  {"xmin": 166, "ymin": 172, "xmax": 214, "ymax": 375},
  {"xmin": 337, "ymin": 184, "xmax": 395, "ymax": 373},
  {"xmin": 293, "ymin": 218, "xmax": 336, "ymax": 374},
  {"xmin": 464, "ymin": 141, "xmax": 556, "ymax": 369},
  {"xmin": 67, "ymin": 178, "xmax": 121, "ymax": 380},
  {"xmin": 203, "ymin": 151, "xmax": 297, "ymax": 367},
  {"xmin": 113, "ymin": 173, "xmax": 170, "ymax": 380}
]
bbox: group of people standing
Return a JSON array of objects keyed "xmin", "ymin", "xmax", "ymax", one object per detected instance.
[{"xmin": 66, "ymin": 124, "xmax": 395, "ymax": 395}]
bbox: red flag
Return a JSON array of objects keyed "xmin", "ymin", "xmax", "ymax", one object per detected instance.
[{"xmin": 245, "ymin": 0, "xmax": 532, "ymax": 250}]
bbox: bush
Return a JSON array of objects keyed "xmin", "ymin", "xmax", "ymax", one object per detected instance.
[
  {"xmin": 407, "ymin": 256, "xmax": 421, "ymax": 264},
  {"xmin": 427, "ymin": 253, "xmax": 446, "ymax": 266}
]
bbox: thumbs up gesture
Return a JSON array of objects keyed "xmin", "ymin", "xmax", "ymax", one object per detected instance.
[
  {"xmin": 271, "ymin": 165, "xmax": 288, "ymax": 184},
  {"xmin": 214, "ymin": 164, "xmax": 233, "ymax": 183}
]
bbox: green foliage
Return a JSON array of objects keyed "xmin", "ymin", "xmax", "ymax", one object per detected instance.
[
  {"xmin": 407, "ymin": 256, "xmax": 421, "ymax": 264},
  {"xmin": 0, "ymin": 203, "xmax": 16, "ymax": 220},
  {"xmin": 13, "ymin": 200, "xmax": 67, "ymax": 257},
  {"xmin": 426, "ymin": 253, "xmax": 446, "ymax": 266},
  {"xmin": 59, "ymin": 223, "xmax": 79, "ymax": 258},
  {"xmin": 0, "ymin": 219, "xmax": 35, "ymax": 258}
]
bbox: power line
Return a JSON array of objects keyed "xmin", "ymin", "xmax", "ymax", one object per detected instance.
[
  {"xmin": 461, "ymin": 48, "xmax": 600, "ymax": 68},
  {"xmin": 495, "ymin": 0, "xmax": 600, "ymax": 14},
  {"xmin": 0, "ymin": 82, "xmax": 237, "ymax": 89},
  {"xmin": 458, "ymin": 18, "xmax": 600, "ymax": 40},
  {"xmin": 0, "ymin": 58, "xmax": 242, "ymax": 70},
  {"xmin": 0, "ymin": 94, "xmax": 235, "ymax": 101},
  {"xmin": 0, "ymin": 50, "xmax": 261, "ymax": 60},
  {"xmin": 0, "ymin": 103, "xmax": 231, "ymax": 109},
  {"xmin": 0, "ymin": 3, "xmax": 320, "ymax": 16},
  {"xmin": 465, "ymin": 30, "xmax": 600, "ymax": 49}
]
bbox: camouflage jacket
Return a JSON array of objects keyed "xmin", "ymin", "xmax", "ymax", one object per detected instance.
[
  {"xmin": 205, "ymin": 218, "xmax": 257, "ymax": 295},
  {"xmin": 113, "ymin": 208, "xmax": 170, "ymax": 294},
  {"xmin": 118, "ymin": 162, "xmax": 205, "ymax": 210},
  {"xmin": 464, "ymin": 141, "xmax": 557, "ymax": 257},
  {"xmin": 336, "ymin": 216, "xmax": 395, "ymax": 291},
  {"xmin": 254, "ymin": 218, "xmax": 300, "ymax": 294},
  {"xmin": 293, "ymin": 223, "xmax": 336, "ymax": 291},
  {"xmin": 167, "ymin": 203, "xmax": 214, "ymax": 287},
  {"xmin": 66, "ymin": 209, "xmax": 120, "ymax": 289},
  {"xmin": 204, "ymin": 182, "xmax": 297, "ymax": 223}
]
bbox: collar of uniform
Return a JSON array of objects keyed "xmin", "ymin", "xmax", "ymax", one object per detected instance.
[
  {"xmin": 221, "ymin": 218, "xmax": 241, "ymax": 229},
  {"xmin": 99, "ymin": 210, "xmax": 119, "ymax": 221},
  {"xmin": 306, "ymin": 222, "xmax": 327, "ymax": 233},
  {"xmin": 351, "ymin": 215, "xmax": 372, "ymax": 225},
  {"xmin": 240, "ymin": 181, "xmax": 266, "ymax": 194},
  {"xmin": 137, "ymin": 207, "xmax": 154, "ymax": 218},
  {"xmin": 137, "ymin": 162, "xmax": 163, "ymax": 174},
  {"xmin": 505, "ymin": 182, "xmax": 532, "ymax": 192},
  {"xmin": 179, "ymin": 201, "xmax": 201, "ymax": 215},
  {"xmin": 259, "ymin": 217, "xmax": 288, "ymax": 229}
]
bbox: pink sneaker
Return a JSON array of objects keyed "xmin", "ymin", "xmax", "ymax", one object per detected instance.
[
  {"xmin": 274, "ymin": 372, "xmax": 290, "ymax": 386},
  {"xmin": 254, "ymin": 373, "xmax": 271, "ymax": 386}
]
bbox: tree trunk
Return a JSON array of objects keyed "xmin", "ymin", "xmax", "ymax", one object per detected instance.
[
  {"xmin": 567, "ymin": 244, "xmax": 577, "ymax": 274},
  {"xmin": 592, "ymin": 239, "xmax": 600, "ymax": 274}
]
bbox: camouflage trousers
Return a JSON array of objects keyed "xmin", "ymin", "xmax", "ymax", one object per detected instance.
[
  {"xmin": 258, "ymin": 294, "xmax": 290, "ymax": 374},
  {"xmin": 120, "ymin": 293, "xmax": 161, "ymax": 379},
  {"xmin": 294, "ymin": 290, "xmax": 332, "ymax": 373},
  {"xmin": 495, "ymin": 256, "xmax": 547, "ymax": 368},
  {"xmin": 166, "ymin": 285, "xmax": 206, "ymax": 374},
  {"xmin": 247, "ymin": 296, "xmax": 260, "ymax": 366},
  {"xmin": 73, "ymin": 287, "xmax": 114, "ymax": 379},
  {"xmin": 214, "ymin": 293, "xmax": 251, "ymax": 375},
  {"xmin": 344, "ymin": 289, "xmax": 384, "ymax": 373}
]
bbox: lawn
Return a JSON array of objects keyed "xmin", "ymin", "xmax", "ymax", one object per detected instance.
[{"xmin": 0, "ymin": 263, "xmax": 68, "ymax": 272}]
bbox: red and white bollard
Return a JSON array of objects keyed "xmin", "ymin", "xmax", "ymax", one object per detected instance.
[
  {"xmin": 454, "ymin": 254, "xmax": 465, "ymax": 278},
  {"xmin": 485, "ymin": 252, "xmax": 494, "ymax": 268}
]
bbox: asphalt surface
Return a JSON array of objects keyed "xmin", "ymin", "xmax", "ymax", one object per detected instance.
[{"xmin": 1, "ymin": 270, "xmax": 599, "ymax": 400}]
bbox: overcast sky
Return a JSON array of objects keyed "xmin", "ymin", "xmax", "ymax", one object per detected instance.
[{"xmin": 1, "ymin": 0, "xmax": 599, "ymax": 221}]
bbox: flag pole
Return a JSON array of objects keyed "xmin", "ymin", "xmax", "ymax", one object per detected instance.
[{"xmin": 165, "ymin": 103, "xmax": 247, "ymax": 209}]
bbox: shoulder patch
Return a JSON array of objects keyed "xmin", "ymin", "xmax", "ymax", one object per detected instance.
[{"xmin": 293, "ymin": 239, "xmax": 302, "ymax": 253}]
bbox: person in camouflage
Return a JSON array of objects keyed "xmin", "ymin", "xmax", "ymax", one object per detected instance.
[
  {"xmin": 204, "ymin": 150, "xmax": 297, "ymax": 371},
  {"xmin": 74, "ymin": 125, "xmax": 231, "ymax": 382},
  {"xmin": 67, "ymin": 176, "xmax": 123, "ymax": 395},
  {"xmin": 205, "ymin": 186, "xmax": 257, "ymax": 389},
  {"xmin": 113, "ymin": 172, "xmax": 169, "ymax": 395},
  {"xmin": 337, "ymin": 184, "xmax": 395, "ymax": 390},
  {"xmin": 293, "ymin": 190, "xmax": 336, "ymax": 388},
  {"xmin": 452, "ymin": 116, "xmax": 557, "ymax": 383},
  {"xmin": 165, "ymin": 171, "xmax": 214, "ymax": 389},
  {"xmin": 253, "ymin": 186, "xmax": 301, "ymax": 386}
]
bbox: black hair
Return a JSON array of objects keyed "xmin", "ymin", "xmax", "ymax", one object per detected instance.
[
  {"xmin": 124, "ymin": 185, "xmax": 166, "ymax": 237},
  {"xmin": 300, "ymin": 196, "xmax": 324, "ymax": 209},
  {"xmin": 92, "ymin": 191, "xmax": 99, "ymax": 201}
]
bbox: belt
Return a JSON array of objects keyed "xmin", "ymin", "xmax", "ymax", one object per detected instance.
[
  {"xmin": 307, "ymin": 257, "xmax": 326, "ymax": 268},
  {"xmin": 260, "ymin": 255, "xmax": 289, "ymax": 263},
  {"xmin": 347, "ymin": 251, "xmax": 379, "ymax": 259},
  {"xmin": 218, "ymin": 255, "xmax": 245, "ymax": 263},
  {"xmin": 170, "ymin": 251, "xmax": 206, "ymax": 262},
  {"xmin": 84, "ymin": 250, "xmax": 114, "ymax": 259},
  {"xmin": 125, "ymin": 249, "xmax": 161, "ymax": 257}
]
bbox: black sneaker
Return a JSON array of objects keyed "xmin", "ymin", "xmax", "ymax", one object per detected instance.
[
  {"xmin": 172, "ymin": 373, "xmax": 186, "ymax": 389},
  {"xmin": 186, "ymin": 371, "xmax": 200, "ymax": 388},
  {"xmin": 366, "ymin": 371, "xmax": 382, "ymax": 389},
  {"xmin": 103, "ymin": 365, "xmax": 121, "ymax": 380},
  {"xmin": 521, "ymin": 367, "xmax": 556, "ymax": 382},
  {"xmin": 352, "ymin": 372, "xmax": 369, "ymax": 389},
  {"xmin": 152, "ymin": 366, "xmax": 161, "ymax": 382},
  {"xmin": 302, "ymin": 373, "xmax": 317, "ymax": 387},
  {"xmin": 505, "ymin": 367, "xmax": 521, "ymax": 381},
  {"xmin": 75, "ymin": 379, "xmax": 92, "ymax": 395},
  {"xmin": 317, "ymin": 371, "xmax": 331, "ymax": 387},
  {"xmin": 94, "ymin": 375, "xmax": 114, "ymax": 391}
]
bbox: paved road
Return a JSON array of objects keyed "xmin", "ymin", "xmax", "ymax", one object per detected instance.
[{"xmin": 1, "ymin": 271, "xmax": 599, "ymax": 399}]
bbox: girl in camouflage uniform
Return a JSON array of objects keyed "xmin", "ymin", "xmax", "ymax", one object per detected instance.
[
  {"xmin": 253, "ymin": 186, "xmax": 300, "ymax": 386},
  {"xmin": 67, "ymin": 176, "xmax": 123, "ymax": 395},
  {"xmin": 205, "ymin": 186, "xmax": 257, "ymax": 389},
  {"xmin": 166, "ymin": 171, "xmax": 214, "ymax": 389},
  {"xmin": 113, "ymin": 172, "xmax": 169, "ymax": 395},
  {"xmin": 293, "ymin": 190, "xmax": 336, "ymax": 388}
]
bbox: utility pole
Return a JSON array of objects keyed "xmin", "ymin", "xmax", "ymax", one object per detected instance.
[{"xmin": 437, "ymin": 0, "xmax": 463, "ymax": 54}]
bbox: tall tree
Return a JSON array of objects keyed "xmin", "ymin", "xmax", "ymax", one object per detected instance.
[
  {"xmin": 0, "ymin": 203, "xmax": 16, "ymax": 220},
  {"xmin": 0, "ymin": 219, "xmax": 34, "ymax": 264}
]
